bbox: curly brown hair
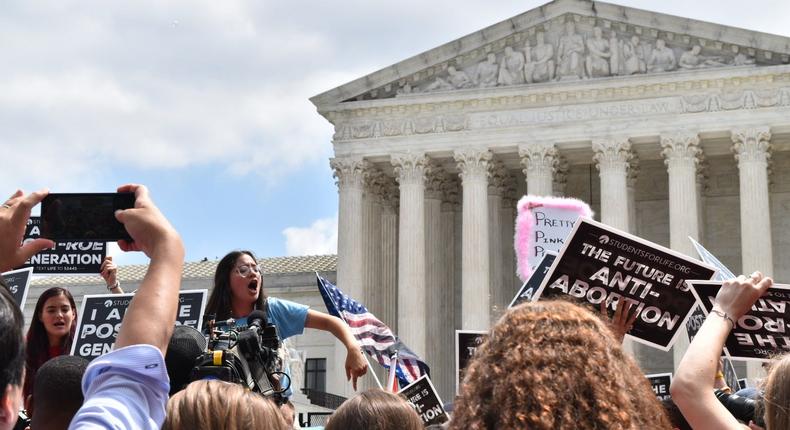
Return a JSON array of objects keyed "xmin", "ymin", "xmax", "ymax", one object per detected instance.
[{"xmin": 449, "ymin": 300, "xmax": 671, "ymax": 430}]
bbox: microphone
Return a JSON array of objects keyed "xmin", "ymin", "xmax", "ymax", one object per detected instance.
[
  {"xmin": 165, "ymin": 325, "xmax": 208, "ymax": 395},
  {"xmin": 247, "ymin": 310, "xmax": 268, "ymax": 333}
]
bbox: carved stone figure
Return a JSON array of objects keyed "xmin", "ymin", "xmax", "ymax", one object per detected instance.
[
  {"xmin": 529, "ymin": 31, "xmax": 555, "ymax": 83},
  {"xmin": 733, "ymin": 53, "xmax": 756, "ymax": 66},
  {"xmin": 397, "ymin": 83, "xmax": 413, "ymax": 95},
  {"xmin": 609, "ymin": 30, "xmax": 622, "ymax": 76},
  {"xmin": 623, "ymin": 35, "xmax": 646, "ymax": 75},
  {"xmin": 648, "ymin": 39, "xmax": 676, "ymax": 73},
  {"xmin": 678, "ymin": 45, "xmax": 727, "ymax": 69},
  {"xmin": 497, "ymin": 46, "xmax": 526, "ymax": 86},
  {"xmin": 425, "ymin": 66, "xmax": 472, "ymax": 92},
  {"xmin": 585, "ymin": 26, "xmax": 611, "ymax": 78},
  {"xmin": 474, "ymin": 53, "xmax": 499, "ymax": 88},
  {"xmin": 556, "ymin": 22, "xmax": 585, "ymax": 80}
]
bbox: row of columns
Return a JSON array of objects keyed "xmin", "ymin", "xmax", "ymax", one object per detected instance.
[{"xmin": 330, "ymin": 126, "xmax": 775, "ymax": 395}]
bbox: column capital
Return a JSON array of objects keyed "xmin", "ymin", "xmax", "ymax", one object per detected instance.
[
  {"xmin": 518, "ymin": 143, "xmax": 558, "ymax": 178},
  {"xmin": 660, "ymin": 133, "xmax": 702, "ymax": 167},
  {"xmin": 392, "ymin": 152, "xmax": 431, "ymax": 185},
  {"xmin": 592, "ymin": 138, "xmax": 633, "ymax": 171},
  {"xmin": 731, "ymin": 127, "xmax": 772, "ymax": 165},
  {"xmin": 364, "ymin": 169, "xmax": 390, "ymax": 203},
  {"xmin": 453, "ymin": 148, "xmax": 492, "ymax": 184},
  {"xmin": 330, "ymin": 157, "xmax": 369, "ymax": 189},
  {"xmin": 441, "ymin": 175, "xmax": 460, "ymax": 211},
  {"xmin": 552, "ymin": 156, "xmax": 570, "ymax": 197},
  {"xmin": 425, "ymin": 167, "xmax": 449, "ymax": 200},
  {"xmin": 488, "ymin": 161, "xmax": 509, "ymax": 197},
  {"xmin": 627, "ymin": 154, "xmax": 640, "ymax": 189},
  {"xmin": 380, "ymin": 180, "xmax": 400, "ymax": 214}
]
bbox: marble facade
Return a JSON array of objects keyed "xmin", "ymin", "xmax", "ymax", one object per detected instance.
[{"xmin": 313, "ymin": 0, "xmax": 790, "ymax": 399}]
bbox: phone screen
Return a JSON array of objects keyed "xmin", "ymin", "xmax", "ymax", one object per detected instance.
[{"xmin": 40, "ymin": 193, "xmax": 135, "ymax": 241}]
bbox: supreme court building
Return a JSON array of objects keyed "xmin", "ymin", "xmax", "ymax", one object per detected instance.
[{"xmin": 311, "ymin": 0, "xmax": 790, "ymax": 398}]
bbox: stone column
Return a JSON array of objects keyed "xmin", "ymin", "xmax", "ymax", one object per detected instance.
[
  {"xmin": 454, "ymin": 148, "xmax": 492, "ymax": 330},
  {"xmin": 488, "ymin": 162, "xmax": 507, "ymax": 319},
  {"xmin": 552, "ymin": 157, "xmax": 570, "ymax": 198},
  {"xmin": 660, "ymin": 133, "xmax": 702, "ymax": 371},
  {"xmin": 592, "ymin": 138, "xmax": 634, "ymax": 355},
  {"xmin": 519, "ymin": 143, "xmax": 557, "ymax": 196},
  {"xmin": 696, "ymin": 161, "xmax": 708, "ymax": 242},
  {"xmin": 379, "ymin": 180, "xmax": 399, "ymax": 331},
  {"xmin": 392, "ymin": 153, "xmax": 430, "ymax": 357},
  {"xmin": 362, "ymin": 171, "xmax": 386, "ymax": 316},
  {"xmin": 330, "ymin": 156, "xmax": 368, "ymax": 395},
  {"xmin": 592, "ymin": 138, "xmax": 632, "ymax": 231},
  {"xmin": 626, "ymin": 156, "xmax": 639, "ymax": 235},
  {"xmin": 501, "ymin": 174, "xmax": 519, "ymax": 305},
  {"xmin": 425, "ymin": 168, "xmax": 453, "ymax": 400},
  {"xmin": 732, "ymin": 127, "xmax": 774, "ymax": 381}
]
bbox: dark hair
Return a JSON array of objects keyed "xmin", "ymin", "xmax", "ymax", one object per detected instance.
[
  {"xmin": 204, "ymin": 250, "xmax": 266, "ymax": 321},
  {"xmin": 325, "ymin": 389, "xmax": 423, "ymax": 430},
  {"xmin": 0, "ymin": 278, "xmax": 25, "ymax": 396},
  {"xmin": 30, "ymin": 355, "xmax": 89, "ymax": 429},
  {"xmin": 24, "ymin": 287, "xmax": 77, "ymax": 397}
]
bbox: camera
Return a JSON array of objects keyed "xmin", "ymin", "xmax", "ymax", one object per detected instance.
[
  {"xmin": 191, "ymin": 309, "xmax": 290, "ymax": 404},
  {"xmin": 715, "ymin": 388, "xmax": 765, "ymax": 427}
]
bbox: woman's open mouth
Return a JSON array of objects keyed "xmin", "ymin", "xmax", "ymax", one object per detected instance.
[{"xmin": 247, "ymin": 279, "xmax": 259, "ymax": 292}]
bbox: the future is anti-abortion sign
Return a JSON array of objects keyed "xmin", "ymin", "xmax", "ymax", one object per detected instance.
[
  {"xmin": 646, "ymin": 373, "xmax": 672, "ymax": 401},
  {"xmin": 509, "ymin": 252, "xmax": 556, "ymax": 308},
  {"xmin": 22, "ymin": 217, "xmax": 106, "ymax": 274},
  {"xmin": 72, "ymin": 290, "xmax": 207, "ymax": 360},
  {"xmin": 689, "ymin": 281, "xmax": 790, "ymax": 361},
  {"xmin": 456, "ymin": 330, "xmax": 488, "ymax": 394},
  {"xmin": 533, "ymin": 218, "xmax": 716, "ymax": 350},
  {"xmin": 399, "ymin": 375, "xmax": 449, "ymax": 426}
]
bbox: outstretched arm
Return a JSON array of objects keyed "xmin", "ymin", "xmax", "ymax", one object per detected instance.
[
  {"xmin": 305, "ymin": 310, "xmax": 368, "ymax": 390},
  {"xmin": 671, "ymin": 273, "xmax": 772, "ymax": 430},
  {"xmin": 113, "ymin": 184, "xmax": 184, "ymax": 354}
]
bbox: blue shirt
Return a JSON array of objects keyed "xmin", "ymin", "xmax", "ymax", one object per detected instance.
[
  {"xmin": 69, "ymin": 344, "xmax": 169, "ymax": 430},
  {"xmin": 224, "ymin": 296, "xmax": 309, "ymax": 339}
]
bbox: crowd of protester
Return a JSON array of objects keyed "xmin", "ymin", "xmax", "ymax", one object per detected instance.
[{"xmin": 0, "ymin": 186, "xmax": 786, "ymax": 429}]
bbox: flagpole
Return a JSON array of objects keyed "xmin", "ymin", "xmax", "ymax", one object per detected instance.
[{"xmin": 315, "ymin": 272, "xmax": 384, "ymax": 390}]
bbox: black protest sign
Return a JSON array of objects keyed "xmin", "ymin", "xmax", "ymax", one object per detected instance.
[
  {"xmin": 686, "ymin": 305, "xmax": 706, "ymax": 342},
  {"xmin": 688, "ymin": 281, "xmax": 790, "ymax": 362},
  {"xmin": 399, "ymin": 375, "xmax": 449, "ymax": 426},
  {"xmin": 534, "ymin": 218, "xmax": 716, "ymax": 351},
  {"xmin": 21, "ymin": 217, "xmax": 106, "ymax": 274},
  {"xmin": 738, "ymin": 379, "xmax": 748, "ymax": 390},
  {"xmin": 509, "ymin": 252, "xmax": 557, "ymax": 308},
  {"xmin": 456, "ymin": 330, "xmax": 488, "ymax": 394},
  {"xmin": 646, "ymin": 373, "xmax": 672, "ymax": 401},
  {"xmin": 72, "ymin": 290, "xmax": 208, "ymax": 360},
  {"xmin": 1, "ymin": 267, "xmax": 33, "ymax": 308}
]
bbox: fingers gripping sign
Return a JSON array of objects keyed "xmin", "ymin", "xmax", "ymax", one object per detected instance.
[
  {"xmin": 600, "ymin": 298, "xmax": 639, "ymax": 344},
  {"xmin": 0, "ymin": 189, "xmax": 55, "ymax": 272}
]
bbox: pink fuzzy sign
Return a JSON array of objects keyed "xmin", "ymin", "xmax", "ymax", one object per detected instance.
[{"xmin": 514, "ymin": 195, "xmax": 592, "ymax": 281}]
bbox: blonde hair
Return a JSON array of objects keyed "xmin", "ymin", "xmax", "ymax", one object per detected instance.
[
  {"xmin": 763, "ymin": 354, "xmax": 790, "ymax": 429},
  {"xmin": 163, "ymin": 380, "xmax": 288, "ymax": 430},
  {"xmin": 325, "ymin": 389, "xmax": 423, "ymax": 430}
]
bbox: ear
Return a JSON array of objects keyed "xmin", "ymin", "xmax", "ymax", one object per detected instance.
[{"xmin": 0, "ymin": 384, "xmax": 21, "ymax": 428}]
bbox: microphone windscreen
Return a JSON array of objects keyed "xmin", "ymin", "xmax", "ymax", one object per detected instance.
[
  {"xmin": 247, "ymin": 309, "xmax": 268, "ymax": 326},
  {"xmin": 166, "ymin": 325, "xmax": 208, "ymax": 395}
]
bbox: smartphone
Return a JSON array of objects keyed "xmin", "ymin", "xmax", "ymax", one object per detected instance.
[{"xmin": 40, "ymin": 193, "xmax": 135, "ymax": 241}]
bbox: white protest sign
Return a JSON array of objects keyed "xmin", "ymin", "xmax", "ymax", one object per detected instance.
[{"xmin": 515, "ymin": 195, "xmax": 592, "ymax": 281}]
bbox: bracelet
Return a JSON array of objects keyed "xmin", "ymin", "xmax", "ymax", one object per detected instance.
[
  {"xmin": 715, "ymin": 372, "xmax": 725, "ymax": 380},
  {"xmin": 106, "ymin": 280, "xmax": 120, "ymax": 291},
  {"xmin": 710, "ymin": 309, "xmax": 736, "ymax": 329}
]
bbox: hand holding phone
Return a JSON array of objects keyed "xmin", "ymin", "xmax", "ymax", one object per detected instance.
[{"xmin": 41, "ymin": 193, "xmax": 135, "ymax": 242}]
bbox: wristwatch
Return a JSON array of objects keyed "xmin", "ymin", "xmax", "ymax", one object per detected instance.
[{"xmin": 107, "ymin": 280, "xmax": 120, "ymax": 291}]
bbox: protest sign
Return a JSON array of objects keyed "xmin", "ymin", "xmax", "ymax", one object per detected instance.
[
  {"xmin": 646, "ymin": 373, "xmax": 672, "ymax": 401},
  {"xmin": 688, "ymin": 281, "xmax": 790, "ymax": 362},
  {"xmin": 738, "ymin": 378, "xmax": 748, "ymax": 390},
  {"xmin": 399, "ymin": 375, "xmax": 449, "ymax": 426},
  {"xmin": 533, "ymin": 218, "xmax": 717, "ymax": 350},
  {"xmin": 456, "ymin": 330, "xmax": 488, "ymax": 394},
  {"xmin": 72, "ymin": 289, "xmax": 207, "ymax": 360},
  {"xmin": 1, "ymin": 267, "xmax": 33, "ymax": 308},
  {"xmin": 509, "ymin": 251, "xmax": 556, "ymax": 308},
  {"xmin": 21, "ymin": 217, "xmax": 106, "ymax": 274},
  {"xmin": 514, "ymin": 195, "xmax": 592, "ymax": 281}
]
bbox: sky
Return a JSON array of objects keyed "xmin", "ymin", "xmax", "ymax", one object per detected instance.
[{"xmin": 3, "ymin": 0, "xmax": 789, "ymax": 267}]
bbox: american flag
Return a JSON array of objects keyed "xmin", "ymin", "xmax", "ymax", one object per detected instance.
[{"xmin": 316, "ymin": 274, "xmax": 429, "ymax": 388}]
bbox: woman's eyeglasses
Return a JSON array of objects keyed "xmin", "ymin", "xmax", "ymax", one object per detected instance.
[{"xmin": 234, "ymin": 264, "xmax": 260, "ymax": 278}]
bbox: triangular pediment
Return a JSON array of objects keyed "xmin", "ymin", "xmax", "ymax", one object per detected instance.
[{"xmin": 311, "ymin": 0, "xmax": 790, "ymax": 108}]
